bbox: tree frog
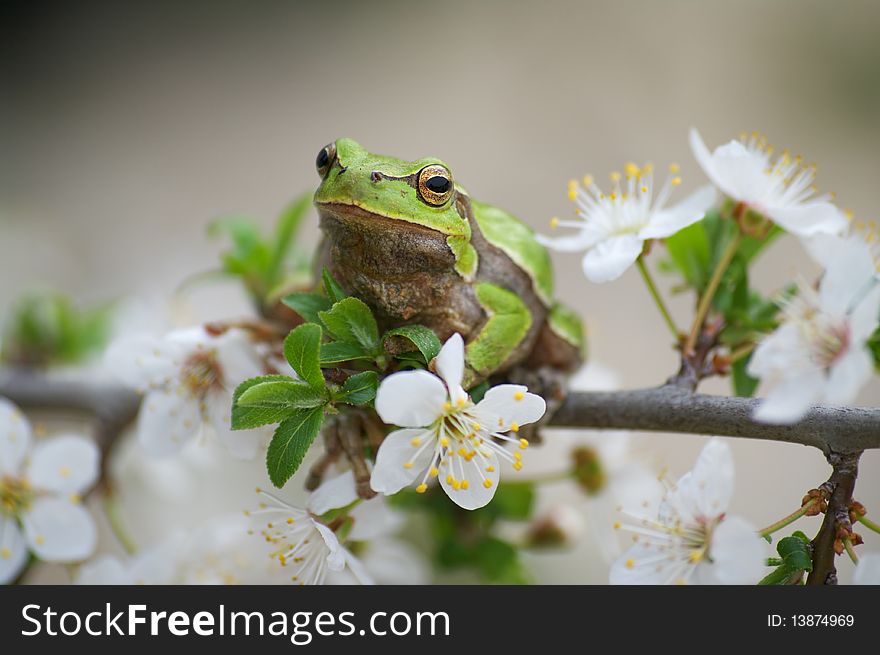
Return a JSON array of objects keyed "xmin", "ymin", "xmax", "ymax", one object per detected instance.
[{"xmin": 313, "ymin": 138, "xmax": 584, "ymax": 387}]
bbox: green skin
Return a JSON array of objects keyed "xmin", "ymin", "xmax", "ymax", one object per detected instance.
[{"xmin": 313, "ymin": 138, "xmax": 583, "ymax": 386}]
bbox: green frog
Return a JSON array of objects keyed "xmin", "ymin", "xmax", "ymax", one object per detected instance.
[{"xmin": 313, "ymin": 138, "xmax": 584, "ymax": 387}]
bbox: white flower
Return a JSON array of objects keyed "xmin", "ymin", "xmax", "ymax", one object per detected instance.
[
  {"xmin": 370, "ymin": 334, "xmax": 546, "ymax": 509},
  {"xmin": 610, "ymin": 438, "xmax": 765, "ymax": 585},
  {"xmin": 0, "ymin": 397, "xmax": 99, "ymax": 584},
  {"xmin": 106, "ymin": 327, "xmax": 268, "ymax": 459},
  {"xmin": 748, "ymin": 235, "xmax": 880, "ymax": 423},
  {"xmin": 249, "ymin": 471, "xmax": 375, "ymax": 585},
  {"xmin": 538, "ymin": 163, "xmax": 715, "ymax": 283},
  {"xmin": 854, "ymin": 552, "xmax": 880, "ymax": 585},
  {"xmin": 689, "ymin": 128, "xmax": 847, "ymax": 237}
]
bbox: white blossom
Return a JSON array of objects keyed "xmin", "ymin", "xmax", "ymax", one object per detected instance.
[
  {"xmin": 689, "ymin": 128, "xmax": 847, "ymax": 237},
  {"xmin": 0, "ymin": 397, "xmax": 99, "ymax": 584},
  {"xmin": 854, "ymin": 552, "xmax": 880, "ymax": 585},
  {"xmin": 748, "ymin": 235, "xmax": 880, "ymax": 423},
  {"xmin": 106, "ymin": 327, "xmax": 269, "ymax": 459},
  {"xmin": 610, "ymin": 438, "xmax": 765, "ymax": 585},
  {"xmin": 370, "ymin": 334, "xmax": 546, "ymax": 509},
  {"xmin": 538, "ymin": 163, "xmax": 715, "ymax": 282}
]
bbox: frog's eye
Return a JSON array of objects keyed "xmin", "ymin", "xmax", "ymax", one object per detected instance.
[
  {"xmin": 316, "ymin": 143, "xmax": 337, "ymax": 178},
  {"xmin": 417, "ymin": 165, "xmax": 453, "ymax": 206}
]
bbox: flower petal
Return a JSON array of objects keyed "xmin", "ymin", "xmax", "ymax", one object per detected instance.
[
  {"xmin": 814, "ymin": 236, "xmax": 877, "ymax": 316},
  {"xmin": 0, "ymin": 516, "xmax": 28, "ymax": 584},
  {"xmin": 854, "ymin": 552, "xmax": 880, "ymax": 585},
  {"xmin": 348, "ymin": 497, "xmax": 402, "ymax": 541},
  {"xmin": 434, "ymin": 333, "xmax": 467, "ymax": 404},
  {"xmin": 214, "ymin": 329, "xmax": 264, "ymax": 388},
  {"xmin": 26, "ymin": 434, "xmax": 100, "ymax": 495},
  {"xmin": 313, "ymin": 521, "xmax": 345, "ymax": 572},
  {"xmin": 0, "ymin": 397, "xmax": 32, "ymax": 476},
  {"xmin": 76, "ymin": 555, "xmax": 131, "ymax": 585},
  {"xmin": 536, "ymin": 227, "xmax": 603, "ymax": 253},
  {"xmin": 825, "ymin": 348, "xmax": 872, "ymax": 405},
  {"xmin": 689, "ymin": 128, "xmax": 752, "ymax": 200},
  {"xmin": 682, "ymin": 438, "xmax": 734, "ymax": 519},
  {"xmin": 580, "ymin": 234, "xmax": 643, "ymax": 283},
  {"xmin": 640, "ymin": 185, "xmax": 716, "ymax": 240},
  {"xmin": 767, "ymin": 201, "xmax": 847, "ymax": 238},
  {"xmin": 105, "ymin": 334, "xmax": 182, "ymax": 390},
  {"xmin": 206, "ymin": 389, "xmax": 262, "ymax": 460},
  {"xmin": 610, "ymin": 542, "xmax": 675, "ymax": 585},
  {"xmin": 137, "ymin": 389, "xmax": 201, "ymax": 456},
  {"xmin": 753, "ymin": 371, "xmax": 825, "ymax": 424},
  {"xmin": 370, "ymin": 428, "xmax": 436, "ymax": 495},
  {"xmin": 708, "ymin": 515, "xmax": 766, "ymax": 584},
  {"xmin": 375, "ymin": 370, "xmax": 447, "ymax": 427},
  {"xmin": 341, "ymin": 547, "xmax": 374, "ymax": 585},
  {"xmin": 23, "ymin": 497, "xmax": 97, "ymax": 562},
  {"xmin": 473, "ymin": 384, "xmax": 546, "ymax": 430},
  {"xmin": 357, "ymin": 539, "xmax": 430, "ymax": 585},
  {"xmin": 308, "ymin": 470, "xmax": 359, "ymax": 515},
  {"xmin": 439, "ymin": 450, "xmax": 500, "ymax": 510}
]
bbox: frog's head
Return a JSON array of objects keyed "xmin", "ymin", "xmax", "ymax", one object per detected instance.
[{"xmin": 313, "ymin": 138, "xmax": 469, "ymax": 238}]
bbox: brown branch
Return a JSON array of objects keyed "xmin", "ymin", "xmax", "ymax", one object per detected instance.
[
  {"xmin": 806, "ymin": 451, "xmax": 862, "ymax": 585},
  {"xmin": 550, "ymin": 385, "xmax": 880, "ymax": 453}
]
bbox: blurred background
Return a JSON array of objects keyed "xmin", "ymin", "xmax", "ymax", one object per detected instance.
[{"xmin": 2, "ymin": 0, "xmax": 879, "ymax": 583}]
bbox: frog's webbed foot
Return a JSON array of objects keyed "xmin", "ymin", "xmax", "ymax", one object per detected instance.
[
  {"xmin": 306, "ymin": 409, "xmax": 380, "ymax": 500},
  {"xmin": 493, "ymin": 365, "xmax": 568, "ymax": 444}
]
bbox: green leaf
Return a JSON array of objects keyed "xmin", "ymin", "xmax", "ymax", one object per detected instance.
[
  {"xmin": 266, "ymin": 406, "xmax": 325, "ymax": 488},
  {"xmin": 777, "ymin": 535, "xmax": 813, "ymax": 572},
  {"xmin": 491, "ymin": 482, "xmax": 535, "ymax": 520},
  {"xmin": 282, "ymin": 292, "xmax": 332, "ymax": 324},
  {"xmin": 237, "ymin": 379, "xmax": 327, "ymax": 410},
  {"xmin": 322, "ymin": 267, "xmax": 347, "ymax": 303},
  {"xmin": 232, "ymin": 375, "xmax": 302, "ymax": 429},
  {"xmin": 318, "ymin": 297, "xmax": 380, "ymax": 351},
  {"xmin": 283, "ymin": 323, "xmax": 325, "ymax": 390},
  {"xmin": 268, "ymin": 193, "xmax": 311, "ymax": 287},
  {"xmin": 469, "ymin": 380, "xmax": 489, "ymax": 404},
  {"xmin": 319, "ymin": 341, "xmax": 371, "ymax": 364},
  {"xmin": 335, "ymin": 371, "xmax": 379, "ymax": 406},
  {"xmin": 475, "ymin": 536, "xmax": 530, "ymax": 584},
  {"xmin": 384, "ymin": 325, "xmax": 442, "ymax": 364},
  {"xmin": 758, "ymin": 565, "xmax": 795, "ymax": 586},
  {"xmin": 663, "ymin": 218, "xmax": 711, "ymax": 291},
  {"xmin": 731, "ymin": 356, "xmax": 759, "ymax": 397}
]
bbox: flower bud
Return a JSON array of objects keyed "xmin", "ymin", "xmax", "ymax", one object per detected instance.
[
  {"xmin": 525, "ymin": 505, "xmax": 585, "ymax": 549},
  {"xmin": 571, "ymin": 446, "xmax": 606, "ymax": 495}
]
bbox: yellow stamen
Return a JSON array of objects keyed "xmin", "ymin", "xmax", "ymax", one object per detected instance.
[
  {"xmin": 613, "ymin": 521, "xmax": 621, "ymax": 530},
  {"xmin": 519, "ymin": 438, "xmax": 529, "ymax": 449},
  {"xmin": 403, "ymin": 462, "xmax": 414, "ymax": 469},
  {"xmin": 513, "ymin": 461, "xmax": 523, "ymax": 471},
  {"xmin": 410, "ymin": 437, "xmax": 422, "ymax": 447},
  {"xmin": 416, "ymin": 483, "xmax": 428, "ymax": 494},
  {"xmin": 443, "ymin": 401, "xmax": 452, "ymax": 412},
  {"xmin": 429, "ymin": 466, "xmax": 439, "ymax": 477},
  {"xmin": 486, "ymin": 465, "xmax": 495, "ymax": 472},
  {"xmin": 482, "ymin": 479, "xmax": 493, "ymax": 489},
  {"xmin": 582, "ymin": 174, "xmax": 593, "ymax": 187},
  {"xmin": 460, "ymin": 480, "xmax": 469, "ymax": 490},
  {"xmin": 625, "ymin": 559, "xmax": 635, "ymax": 569},
  {"xmin": 610, "ymin": 171, "xmax": 621, "ymax": 183},
  {"xmin": 440, "ymin": 437, "xmax": 450, "ymax": 448},
  {"xmin": 456, "ymin": 398, "xmax": 466, "ymax": 407},
  {"xmin": 509, "ymin": 422, "xmax": 519, "ymax": 433},
  {"xmin": 624, "ymin": 162, "xmax": 640, "ymax": 178},
  {"xmin": 513, "ymin": 391, "xmax": 524, "ymax": 401},
  {"xmin": 668, "ymin": 163, "xmax": 680, "ymax": 173},
  {"xmin": 671, "ymin": 176, "xmax": 682, "ymax": 187}
]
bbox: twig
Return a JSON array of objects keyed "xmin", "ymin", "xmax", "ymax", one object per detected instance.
[
  {"xmin": 805, "ymin": 451, "xmax": 862, "ymax": 585},
  {"xmin": 550, "ymin": 385, "xmax": 880, "ymax": 453}
]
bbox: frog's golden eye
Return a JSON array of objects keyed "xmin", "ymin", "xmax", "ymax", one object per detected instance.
[
  {"xmin": 417, "ymin": 165, "xmax": 453, "ymax": 206},
  {"xmin": 316, "ymin": 142, "xmax": 337, "ymax": 178}
]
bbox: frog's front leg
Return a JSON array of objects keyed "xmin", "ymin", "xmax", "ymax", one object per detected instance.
[{"xmin": 462, "ymin": 282, "xmax": 534, "ymax": 386}]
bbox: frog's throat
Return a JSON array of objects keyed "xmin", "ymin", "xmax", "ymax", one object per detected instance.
[{"xmin": 315, "ymin": 200, "xmax": 449, "ymax": 237}]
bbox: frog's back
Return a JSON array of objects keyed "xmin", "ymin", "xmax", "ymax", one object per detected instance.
[{"xmin": 470, "ymin": 199, "xmax": 554, "ymax": 307}]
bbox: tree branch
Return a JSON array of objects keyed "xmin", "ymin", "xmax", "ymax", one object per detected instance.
[
  {"xmin": 806, "ymin": 451, "xmax": 861, "ymax": 585},
  {"xmin": 550, "ymin": 385, "xmax": 880, "ymax": 453}
]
